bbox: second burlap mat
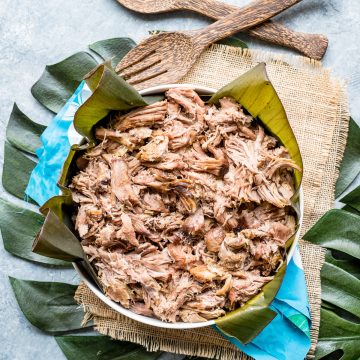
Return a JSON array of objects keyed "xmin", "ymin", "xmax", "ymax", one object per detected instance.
[{"xmin": 75, "ymin": 45, "xmax": 349, "ymax": 359}]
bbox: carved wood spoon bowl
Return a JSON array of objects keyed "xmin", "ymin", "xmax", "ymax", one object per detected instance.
[
  {"xmin": 116, "ymin": 0, "xmax": 304, "ymax": 90},
  {"xmin": 116, "ymin": 0, "xmax": 328, "ymax": 60}
]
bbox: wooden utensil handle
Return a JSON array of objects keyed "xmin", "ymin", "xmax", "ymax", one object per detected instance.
[
  {"xmin": 249, "ymin": 22, "xmax": 328, "ymax": 60},
  {"xmin": 192, "ymin": 0, "xmax": 302, "ymax": 48},
  {"xmin": 183, "ymin": 0, "xmax": 327, "ymax": 60}
]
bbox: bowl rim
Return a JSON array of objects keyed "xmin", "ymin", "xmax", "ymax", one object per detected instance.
[{"xmin": 72, "ymin": 83, "xmax": 304, "ymax": 330}]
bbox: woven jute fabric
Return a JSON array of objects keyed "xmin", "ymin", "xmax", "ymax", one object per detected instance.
[{"xmin": 75, "ymin": 45, "xmax": 349, "ymax": 359}]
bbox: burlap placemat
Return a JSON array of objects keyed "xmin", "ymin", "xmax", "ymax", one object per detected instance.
[{"xmin": 75, "ymin": 45, "xmax": 349, "ymax": 359}]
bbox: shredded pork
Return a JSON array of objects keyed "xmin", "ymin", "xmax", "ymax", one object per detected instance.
[{"xmin": 70, "ymin": 88, "xmax": 300, "ymax": 322}]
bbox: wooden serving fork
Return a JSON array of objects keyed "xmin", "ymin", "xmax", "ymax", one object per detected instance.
[
  {"xmin": 116, "ymin": 0, "xmax": 304, "ymax": 90},
  {"xmin": 117, "ymin": 0, "xmax": 328, "ymax": 60}
]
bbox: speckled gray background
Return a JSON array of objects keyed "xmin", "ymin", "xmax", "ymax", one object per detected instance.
[{"xmin": 0, "ymin": 0, "xmax": 359, "ymax": 359}]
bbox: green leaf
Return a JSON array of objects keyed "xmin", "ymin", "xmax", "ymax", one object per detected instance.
[
  {"xmin": 303, "ymin": 209, "xmax": 360, "ymax": 260},
  {"xmin": 335, "ymin": 118, "xmax": 360, "ymax": 197},
  {"xmin": 55, "ymin": 335, "xmax": 162, "ymax": 360},
  {"xmin": 9, "ymin": 277, "xmax": 91, "ymax": 333},
  {"xmin": 33, "ymin": 208, "xmax": 103, "ymax": 289},
  {"xmin": 341, "ymin": 204, "xmax": 360, "ymax": 216},
  {"xmin": 209, "ymin": 65, "xmax": 302, "ymax": 342},
  {"xmin": 6, "ymin": 103, "xmax": 46, "ymax": 155},
  {"xmin": 142, "ymin": 94, "xmax": 166, "ymax": 104},
  {"xmin": 2, "ymin": 141, "xmax": 36, "ymax": 201},
  {"xmin": 339, "ymin": 184, "xmax": 360, "ymax": 213},
  {"xmin": 0, "ymin": 198, "xmax": 68, "ymax": 266},
  {"xmin": 33, "ymin": 208, "xmax": 85, "ymax": 262},
  {"xmin": 325, "ymin": 250, "xmax": 360, "ymax": 279},
  {"xmin": 74, "ymin": 62, "xmax": 147, "ymax": 141},
  {"xmin": 89, "ymin": 38, "xmax": 136, "ymax": 68},
  {"xmin": 321, "ymin": 262, "xmax": 360, "ymax": 318},
  {"xmin": 31, "ymin": 52, "xmax": 98, "ymax": 113},
  {"xmin": 321, "ymin": 301, "xmax": 360, "ymax": 326},
  {"xmin": 209, "ymin": 62, "xmax": 303, "ymax": 187},
  {"xmin": 217, "ymin": 36, "xmax": 248, "ymax": 49},
  {"xmin": 315, "ymin": 309, "xmax": 360, "ymax": 360},
  {"xmin": 215, "ymin": 263, "xmax": 286, "ymax": 344}
]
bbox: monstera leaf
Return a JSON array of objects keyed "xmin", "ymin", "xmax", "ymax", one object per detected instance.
[
  {"xmin": 304, "ymin": 203, "xmax": 360, "ymax": 359},
  {"xmin": 89, "ymin": 37, "xmax": 137, "ymax": 67},
  {"xmin": 325, "ymin": 250, "xmax": 360, "ymax": 279},
  {"xmin": 303, "ymin": 209, "xmax": 360, "ymax": 260},
  {"xmin": 320, "ymin": 262, "xmax": 360, "ymax": 318},
  {"xmin": 339, "ymin": 184, "xmax": 360, "ymax": 213},
  {"xmin": 0, "ymin": 198, "xmax": 68, "ymax": 266},
  {"xmin": 335, "ymin": 118, "xmax": 360, "ymax": 197},
  {"xmin": 316, "ymin": 309, "xmax": 360, "ymax": 360},
  {"xmin": 55, "ymin": 335, "xmax": 163, "ymax": 360},
  {"xmin": 31, "ymin": 52, "xmax": 98, "ymax": 113},
  {"xmin": 2, "ymin": 141, "xmax": 36, "ymax": 201},
  {"xmin": 9, "ymin": 278, "xmax": 91, "ymax": 333},
  {"xmin": 6, "ymin": 103, "xmax": 46, "ymax": 155}
]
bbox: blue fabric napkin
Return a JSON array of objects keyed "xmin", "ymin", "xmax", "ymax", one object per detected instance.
[{"xmin": 26, "ymin": 82, "xmax": 312, "ymax": 360}]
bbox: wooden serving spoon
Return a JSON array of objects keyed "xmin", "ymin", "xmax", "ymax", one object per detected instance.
[
  {"xmin": 117, "ymin": 0, "xmax": 328, "ymax": 60},
  {"xmin": 116, "ymin": 0, "xmax": 304, "ymax": 90}
]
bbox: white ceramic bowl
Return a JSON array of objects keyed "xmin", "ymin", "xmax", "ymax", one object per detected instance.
[{"xmin": 72, "ymin": 83, "xmax": 304, "ymax": 330}]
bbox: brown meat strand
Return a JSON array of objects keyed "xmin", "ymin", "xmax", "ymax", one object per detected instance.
[
  {"xmin": 182, "ymin": 208, "xmax": 205, "ymax": 235},
  {"xmin": 114, "ymin": 101, "xmax": 167, "ymax": 131},
  {"xmin": 70, "ymin": 88, "xmax": 299, "ymax": 323},
  {"xmin": 111, "ymin": 158, "xmax": 140, "ymax": 206},
  {"xmin": 204, "ymin": 226, "xmax": 226, "ymax": 253}
]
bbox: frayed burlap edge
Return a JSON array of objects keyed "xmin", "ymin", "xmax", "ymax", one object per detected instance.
[{"xmin": 74, "ymin": 45, "xmax": 350, "ymax": 360}]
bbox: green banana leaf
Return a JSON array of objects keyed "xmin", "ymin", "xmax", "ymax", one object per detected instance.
[
  {"xmin": 315, "ymin": 309, "xmax": 360, "ymax": 360},
  {"xmin": 0, "ymin": 198, "xmax": 68, "ymax": 266},
  {"xmin": 209, "ymin": 64, "xmax": 302, "ymax": 342},
  {"xmin": 74, "ymin": 61, "xmax": 147, "ymax": 141},
  {"xmin": 209, "ymin": 63, "xmax": 303, "ymax": 187},
  {"xmin": 215, "ymin": 263, "xmax": 286, "ymax": 343},
  {"xmin": 31, "ymin": 52, "xmax": 98, "ymax": 113},
  {"xmin": 303, "ymin": 209, "xmax": 360, "ymax": 259},
  {"xmin": 320, "ymin": 262, "xmax": 360, "ymax": 318},
  {"xmin": 33, "ymin": 208, "xmax": 102, "ymax": 289},
  {"xmin": 9, "ymin": 277, "xmax": 92, "ymax": 333},
  {"xmin": 335, "ymin": 117, "xmax": 360, "ymax": 197},
  {"xmin": 2, "ymin": 141, "xmax": 36, "ymax": 201},
  {"xmin": 217, "ymin": 36, "xmax": 248, "ymax": 49},
  {"xmin": 339, "ymin": 184, "xmax": 360, "ymax": 212},
  {"xmin": 33, "ymin": 63, "xmax": 148, "ymax": 287},
  {"xmin": 32, "ymin": 63, "xmax": 302, "ymax": 344},
  {"xmin": 6, "ymin": 103, "xmax": 46, "ymax": 155},
  {"xmin": 33, "ymin": 209, "xmax": 85, "ymax": 262},
  {"xmin": 55, "ymin": 335, "xmax": 162, "ymax": 360},
  {"xmin": 89, "ymin": 38, "xmax": 136, "ymax": 68}
]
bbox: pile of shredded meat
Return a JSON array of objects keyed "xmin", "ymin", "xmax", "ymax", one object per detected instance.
[{"xmin": 70, "ymin": 88, "xmax": 301, "ymax": 323}]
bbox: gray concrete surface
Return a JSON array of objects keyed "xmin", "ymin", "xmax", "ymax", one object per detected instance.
[{"xmin": 0, "ymin": 0, "xmax": 359, "ymax": 359}]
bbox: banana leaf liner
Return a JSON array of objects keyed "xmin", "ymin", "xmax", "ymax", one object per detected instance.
[{"xmin": 32, "ymin": 62, "xmax": 303, "ymax": 344}]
